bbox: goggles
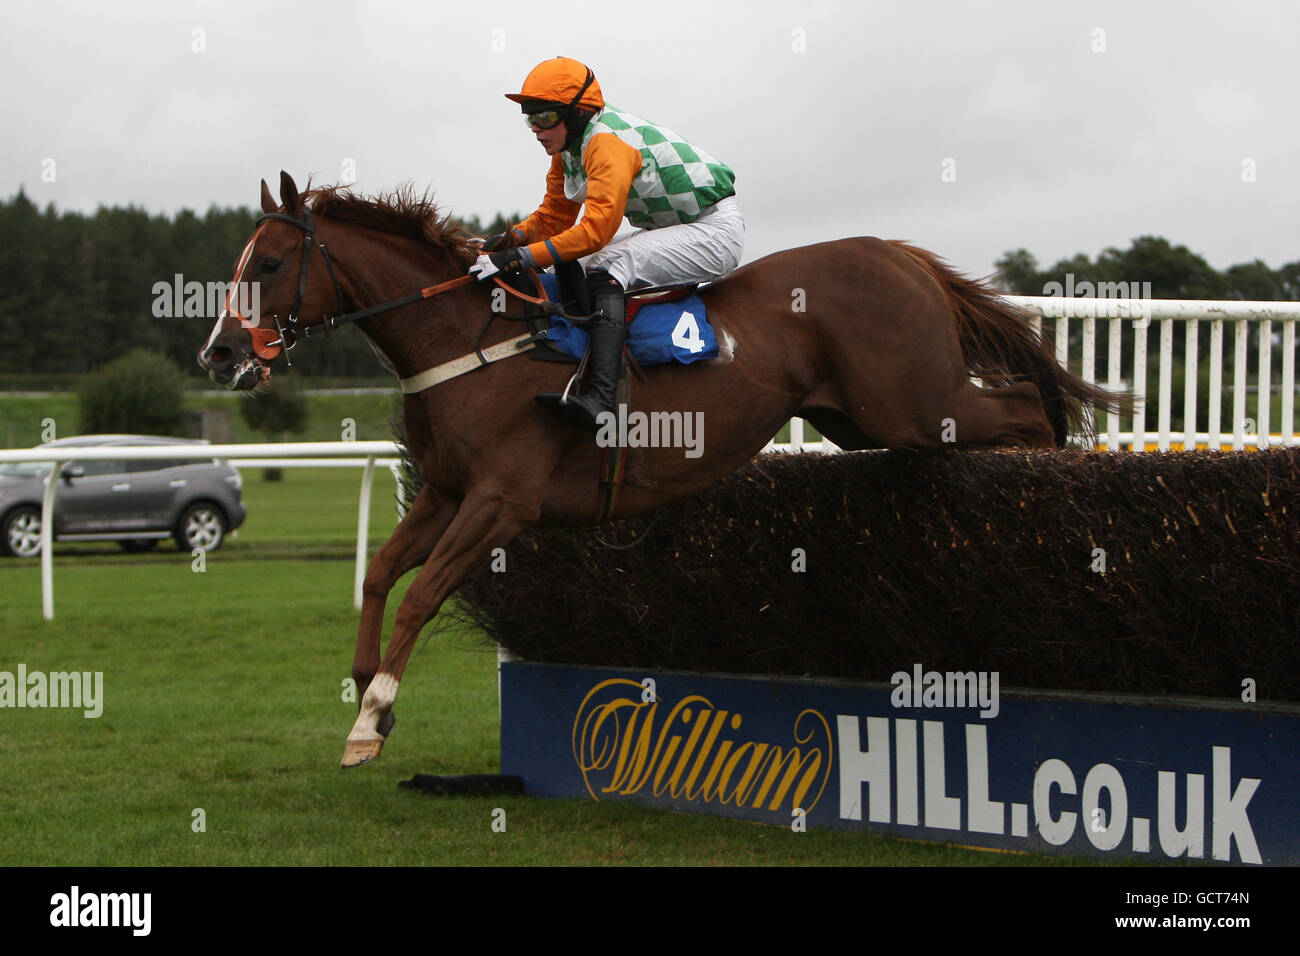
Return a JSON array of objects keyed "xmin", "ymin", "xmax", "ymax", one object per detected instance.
[{"xmin": 524, "ymin": 110, "xmax": 564, "ymax": 130}]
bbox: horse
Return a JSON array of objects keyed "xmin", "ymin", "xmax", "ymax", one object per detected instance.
[{"xmin": 198, "ymin": 171, "xmax": 1120, "ymax": 768}]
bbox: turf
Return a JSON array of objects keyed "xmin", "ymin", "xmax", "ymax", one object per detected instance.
[
  {"xmin": 0, "ymin": 388, "xmax": 404, "ymax": 448},
  {"xmin": 0, "ymin": 556, "xmax": 1106, "ymax": 866}
]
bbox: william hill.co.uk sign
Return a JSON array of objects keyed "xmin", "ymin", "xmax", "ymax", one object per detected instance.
[{"xmin": 499, "ymin": 663, "xmax": 1298, "ymax": 864}]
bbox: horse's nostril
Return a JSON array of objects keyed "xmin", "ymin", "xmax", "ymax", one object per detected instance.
[{"xmin": 210, "ymin": 347, "xmax": 231, "ymax": 364}]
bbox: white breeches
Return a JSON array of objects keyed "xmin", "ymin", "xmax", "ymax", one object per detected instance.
[{"xmin": 581, "ymin": 195, "xmax": 745, "ymax": 290}]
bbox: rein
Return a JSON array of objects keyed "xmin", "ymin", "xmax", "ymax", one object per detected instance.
[{"xmin": 250, "ymin": 207, "xmax": 546, "ymax": 373}]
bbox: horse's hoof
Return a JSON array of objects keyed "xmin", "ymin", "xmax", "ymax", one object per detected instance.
[
  {"xmin": 378, "ymin": 712, "xmax": 396, "ymax": 738},
  {"xmin": 341, "ymin": 737, "xmax": 384, "ymax": 768}
]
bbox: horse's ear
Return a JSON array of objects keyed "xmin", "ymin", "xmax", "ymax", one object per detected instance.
[
  {"xmin": 260, "ymin": 179, "xmax": 277, "ymax": 214},
  {"xmin": 279, "ymin": 171, "xmax": 301, "ymax": 214}
]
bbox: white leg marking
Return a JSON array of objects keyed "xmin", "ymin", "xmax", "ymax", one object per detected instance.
[{"xmin": 348, "ymin": 673, "xmax": 399, "ymax": 741}]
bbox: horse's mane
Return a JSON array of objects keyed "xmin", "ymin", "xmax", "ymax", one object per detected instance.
[{"xmin": 305, "ymin": 184, "xmax": 476, "ymax": 267}]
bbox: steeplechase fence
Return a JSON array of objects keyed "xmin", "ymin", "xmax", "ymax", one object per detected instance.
[{"xmin": 491, "ymin": 446, "xmax": 1300, "ymax": 864}]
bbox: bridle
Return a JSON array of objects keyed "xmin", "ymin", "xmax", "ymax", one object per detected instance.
[
  {"xmin": 247, "ymin": 205, "xmax": 489, "ymax": 364},
  {"xmin": 249, "ymin": 207, "xmax": 350, "ymax": 363}
]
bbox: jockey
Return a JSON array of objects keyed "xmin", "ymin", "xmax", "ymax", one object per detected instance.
[{"xmin": 468, "ymin": 56, "xmax": 744, "ymax": 431}]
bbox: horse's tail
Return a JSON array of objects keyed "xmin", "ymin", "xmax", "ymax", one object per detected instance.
[{"xmin": 888, "ymin": 240, "xmax": 1130, "ymax": 448}]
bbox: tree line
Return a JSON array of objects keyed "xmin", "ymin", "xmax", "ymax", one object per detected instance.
[
  {"xmin": 993, "ymin": 236, "xmax": 1300, "ymax": 300},
  {"xmin": 0, "ymin": 189, "xmax": 515, "ymax": 381},
  {"xmin": 2, "ymin": 188, "xmax": 1294, "ymax": 382}
]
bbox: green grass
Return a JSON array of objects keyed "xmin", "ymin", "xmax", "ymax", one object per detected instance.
[
  {"xmin": 0, "ymin": 389, "xmax": 402, "ymax": 449},
  {"xmin": 0, "ymin": 394, "xmax": 79, "ymax": 449},
  {"xmin": 218, "ymin": 389, "xmax": 403, "ymax": 444},
  {"xmin": 0, "ymin": 558, "xmax": 1101, "ymax": 866},
  {"xmin": 229, "ymin": 466, "xmax": 405, "ymax": 550}
]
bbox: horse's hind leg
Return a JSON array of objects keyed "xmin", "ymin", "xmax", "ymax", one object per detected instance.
[
  {"xmin": 352, "ymin": 484, "xmax": 457, "ymax": 723},
  {"xmin": 947, "ymin": 380, "xmax": 1056, "ymax": 448},
  {"xmin": 342, "ymin": 483, "xmax": 537, "ymax": 768}
]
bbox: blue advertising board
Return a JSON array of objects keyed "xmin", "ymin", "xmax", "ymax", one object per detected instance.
[{"xmin": 500, "ymin": 661, "xmax": 1298, "ymax": 864}]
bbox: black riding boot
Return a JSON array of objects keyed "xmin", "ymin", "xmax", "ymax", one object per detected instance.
[{"xmin": 535, "ymin": 272, "xmax": 626, "ymax": 432}]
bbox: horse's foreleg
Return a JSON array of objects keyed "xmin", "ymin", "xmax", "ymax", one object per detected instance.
[
  {"xmin": 342, "ymin": 486, "xmax": 535, "ymax": 768},
  {"xmin": 351, "ymin": 484, "xmax": 457, "ymax": 716}
]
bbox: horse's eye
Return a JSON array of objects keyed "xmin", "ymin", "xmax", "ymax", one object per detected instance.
[{"xmin": 259, "ymin": 257, "xmax": 281, "ymax": 273}]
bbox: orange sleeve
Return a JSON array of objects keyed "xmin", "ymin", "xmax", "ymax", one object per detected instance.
[
  {"xmin": 520, "ymin": 133, "xmax": 643, "ymax": 268},
  {"xmin": 513, "ymin": 155, "xmax": 580, "ymax": 245}
]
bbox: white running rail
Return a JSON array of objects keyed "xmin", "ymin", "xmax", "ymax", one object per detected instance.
[{"xmin": 0, "ymin": 441, "xmax": 400, "ymax": 619}]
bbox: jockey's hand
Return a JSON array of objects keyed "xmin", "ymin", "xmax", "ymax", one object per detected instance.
[{"xmin": 469, "ymin": 248, "xmax": 523, "ymax": 282}]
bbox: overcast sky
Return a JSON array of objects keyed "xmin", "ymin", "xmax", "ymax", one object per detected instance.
[{"xmin": 3, "ymin": 0, "xmax": 1297, "ymax": 282}]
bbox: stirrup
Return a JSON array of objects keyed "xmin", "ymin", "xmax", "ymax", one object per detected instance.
[{"xmin": 534, "ymin": 367, "xmax": 583, "ymax": 409}]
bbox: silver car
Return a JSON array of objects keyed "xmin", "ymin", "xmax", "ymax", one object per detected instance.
[{"xmin": 0, "ymin": 435, "xmax": 247, "ymax": 557}]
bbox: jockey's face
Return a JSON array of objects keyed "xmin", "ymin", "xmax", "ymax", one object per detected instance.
[{"xmin": 531, "ymin": 119, "xmax": 568, "ymax": 156}]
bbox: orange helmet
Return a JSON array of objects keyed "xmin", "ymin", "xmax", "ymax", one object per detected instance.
[{"xmin": 505, "ymin": 57, "xmax": 604, "ymax": 110}]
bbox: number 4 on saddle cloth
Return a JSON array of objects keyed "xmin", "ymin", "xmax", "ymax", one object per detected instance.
[{"xmin": 535, "ymin": 272, "xmax": 719, "ymax": 365}]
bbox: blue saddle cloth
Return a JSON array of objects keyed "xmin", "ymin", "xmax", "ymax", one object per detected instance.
[{"xmin": 538, "ymin": 273, "xmax": 718, "ymax": 365}]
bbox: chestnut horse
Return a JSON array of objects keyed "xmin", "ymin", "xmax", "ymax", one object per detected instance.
[{"xmin": 199, "ymin": 172, "xmax": 1117, "ymax": 767}]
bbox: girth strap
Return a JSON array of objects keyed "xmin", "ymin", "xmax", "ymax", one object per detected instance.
[{"xmin": 399, "ymin": 330, "xmax": 550, "ymax": 394}]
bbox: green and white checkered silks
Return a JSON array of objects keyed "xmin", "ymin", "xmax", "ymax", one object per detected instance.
[{"xmin": 562, "ymin": 105, "xmax": 737, "ymax": 229}]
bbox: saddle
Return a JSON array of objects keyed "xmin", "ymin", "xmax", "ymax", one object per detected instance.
[{"xmin": 502, "ymin": 261, "xmax": 698, "ymax": 366}]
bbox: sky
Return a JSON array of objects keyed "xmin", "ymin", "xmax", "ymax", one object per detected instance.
[{"xmin": 3, "ymin": 0, "xmax": 1298, "ymax": 282}]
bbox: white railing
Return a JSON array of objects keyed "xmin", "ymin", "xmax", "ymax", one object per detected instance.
[
  {"xmin": 761, "ymin": 417, "xmax": 841, "ymax": 455},
  {"xmin": 0, "ymin": 441, "xmax": 401, "ymax": 619},
  {"xmin": 765, "ymin": 296, "xmax": 1300, "ymax": 454}
]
